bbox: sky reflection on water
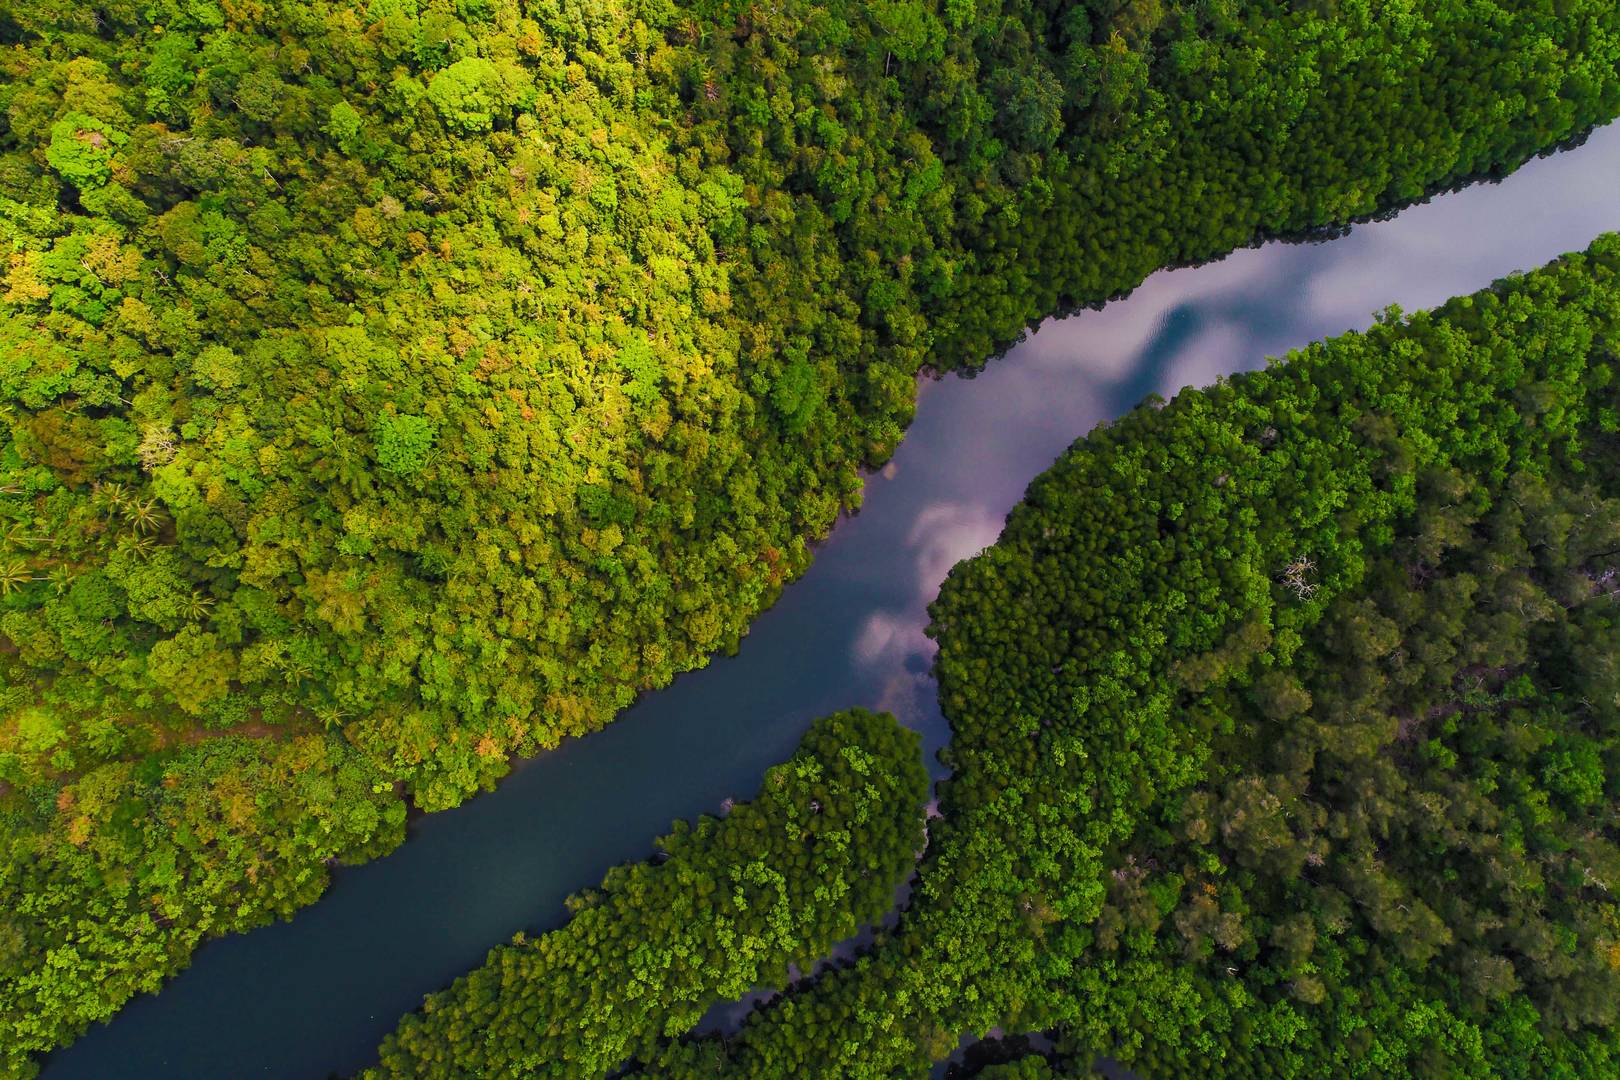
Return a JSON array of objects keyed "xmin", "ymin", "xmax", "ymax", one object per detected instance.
[{"xmin": 43, "ymin": 126, "xmax": 1620, "ymax": 1079}]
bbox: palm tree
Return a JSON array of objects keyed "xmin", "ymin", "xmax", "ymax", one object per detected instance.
[
  {"xmin": 94, "ymin": 480, "xmax": 129, "ymax": 513},
  {"xmin": 178, "ymin": 592, "xmax": 215, "ymax": 621},
  {"xmin": 0, "ymin": 559, "xmax": 35, "ymax": 595},
  {"xmin": 281, "ymin": 658, "xmax": 315, "ymax": 686},
  {"xmin": 119, "ymin": 533, "xmax": 158, "ymax": 557},
  {"xmin": 314, "ymin": 703, "xmax": 349, "ymax": 731},
  {"xmin": 1, "ymin": 522, "xmax": 49, "ymax": 548},
  {"xmin": 125, "ymin": 497, "xmax": 165, "ymax": 536}
]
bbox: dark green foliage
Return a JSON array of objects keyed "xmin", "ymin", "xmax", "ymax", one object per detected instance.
[
  {"xmin": 967, "ymin": 1058, "xmax": 1059, "ymax": 1080},
  {"xmin": 944, "ymin": 1036, "xmax": 1080, "ymax": 1078},
  {"xmin": 3, "ymin": 0, "xmax": 1620, "ymax": 1071},
  {"xmin": 364, "ymin": 709, "xmax": 927, "ymax": 1079},
  {"xmin": 645, "ymin": 240, "xmax": 1620, "ymax": 1076}
]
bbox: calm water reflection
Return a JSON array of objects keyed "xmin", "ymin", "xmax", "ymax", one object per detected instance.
[{"xmin": 44, "ymin": 125, "xmax": 1620, "ymax": 1078}]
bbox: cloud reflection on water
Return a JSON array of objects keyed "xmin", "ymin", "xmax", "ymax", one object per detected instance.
[
  {"xmin": 851, "ymin": 500, "xmax": 1002, "ymax": 722},
  {"xmin": 1155, "ymin": 319, "xmax": 1251, "ymax": 400},
  {"xmin": 42, "ymin": 126, "xmax": 1620, "ymax": 1080}
]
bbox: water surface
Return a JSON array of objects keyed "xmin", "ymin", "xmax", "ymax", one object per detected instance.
[{"xmin": 44, "ymin": 125, "xmax": 1620, "ymax": 1078}]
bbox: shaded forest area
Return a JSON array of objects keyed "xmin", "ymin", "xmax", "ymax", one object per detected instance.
[
  {"xmin": 633, "ymin": 238, "xmax": 1620, "ymax": 1076},
  {"xmin": 3, "ymin": 0, "xmax": 1620, "ymax": 1071}
]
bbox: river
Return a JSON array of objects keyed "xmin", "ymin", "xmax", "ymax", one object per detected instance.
[{"xmin": 43, "ymin": 124, "xmax": 1620, "ymax": 1078}]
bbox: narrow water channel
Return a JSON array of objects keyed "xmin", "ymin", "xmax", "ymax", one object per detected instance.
[{"xmin": 44, "ymin": 125, "xmax": 1620, "ymax": 1079}]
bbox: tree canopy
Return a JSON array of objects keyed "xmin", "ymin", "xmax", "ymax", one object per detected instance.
[
  {"xmin": 642, "ymin": 237, "xmax": 1620, "ymax": 1076},
  {"xmin": 365, "ymin": 708, "xmax": 928, "ymax": 1078},
  {"xmin": 4, "ymin": 0, "xmax": 1620, "ymax": 1071}
]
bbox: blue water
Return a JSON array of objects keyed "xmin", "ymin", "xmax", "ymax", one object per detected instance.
[{"xmin": 43, "ymin": 124, "xmax": 1620, "ymax": 1078}]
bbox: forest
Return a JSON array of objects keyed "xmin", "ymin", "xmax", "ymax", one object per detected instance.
[
  {"xmin": 4, "ymin": 0, "xmax": 1620, "ymax": 1072},
  {"xmin": 366, "ymin": 708, "xmax": 927, "ymax": 1078},
  {"xmin": 628, "ymin": 238, "xmax": 1620, "ymax": 1076}
]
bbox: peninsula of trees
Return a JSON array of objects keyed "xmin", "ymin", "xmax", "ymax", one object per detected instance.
[
  {"xmin": 367, "ymin": 709, "xmax": 927, "ymax": 1078},
  {"xmin": 641, "ymin": 235, "xmax": 1620, "ymax": 1076},
  {"xmin": 4, "ymin": 0, "xmax": 1620, "ymax": 1071}
]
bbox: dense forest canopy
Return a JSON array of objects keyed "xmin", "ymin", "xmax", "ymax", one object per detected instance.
[
  {"xmin": 3, "ymin": 0, "xmax": 1620, "ymax": 1071},
  {"xmin": 364, "ymin": 708, "xmax": 927, "ymax": 1078},
  {"xmin": 635, "ymin": 237, "xmax": 1620, "ymax": 1076}
]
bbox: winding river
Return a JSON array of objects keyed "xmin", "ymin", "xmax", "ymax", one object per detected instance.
[{"xmin": 44, "ymin": 125, "xmax": 1620, "ymax": 1078}]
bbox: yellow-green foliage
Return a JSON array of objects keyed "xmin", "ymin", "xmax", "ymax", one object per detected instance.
[{"xmin": 2, "ymin": 0, "xmax": 1620, "ymax": 1073}]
